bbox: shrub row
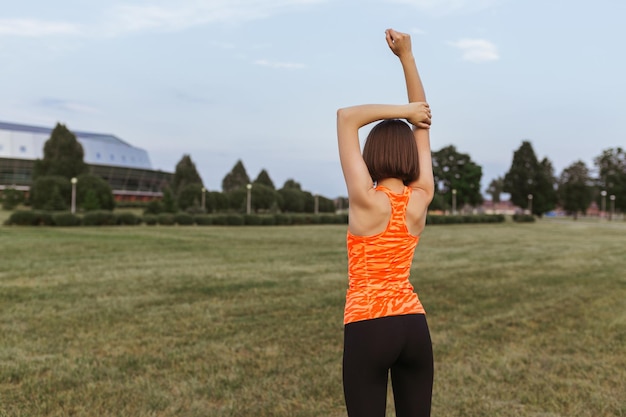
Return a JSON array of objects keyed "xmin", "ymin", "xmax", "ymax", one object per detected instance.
[
  {"xmin": 4, "ymin": 210, "xmax": 141, "ymax": 226},
  {"xmin": 512, "ymin": 214, "xmax": 536, "ymax": 223},
  {"xmin": 426, "ymin": 214, "xmax": 506, "ymax": 225},
  {"xmin": 5, "ymin": 211, "xmax": 509, "ymax": 227},
  {"xmin": 4, "ymin": 211, "xmax": 350, "ymax": 227}
]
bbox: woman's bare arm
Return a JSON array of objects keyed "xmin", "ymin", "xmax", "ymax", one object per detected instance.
[
  {"xmin": 385, "ymin": 29, "xmax": 434, "ymax": 202},
  {"xmin": 337, "ymin": 103, "xmax": 431, "ymax": 207}
]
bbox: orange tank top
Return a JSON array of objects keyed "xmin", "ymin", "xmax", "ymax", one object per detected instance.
[{"xmin": 344, "ymin": 185, "xmax": 425, "ymax": 325}]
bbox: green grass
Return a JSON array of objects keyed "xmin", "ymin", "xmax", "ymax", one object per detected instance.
[{"xmin": 0, "ymin": 221, "xmax": 624, "ymax": 416}]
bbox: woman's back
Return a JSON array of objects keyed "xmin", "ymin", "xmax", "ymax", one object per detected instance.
[{"xmin": 344, "ymin": 184, "xmax": 426, "ymax": 325}]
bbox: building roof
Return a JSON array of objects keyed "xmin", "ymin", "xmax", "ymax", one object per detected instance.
[{"xmin": 0, "ymin": 121, "xmax": 152, "ymax": 170}]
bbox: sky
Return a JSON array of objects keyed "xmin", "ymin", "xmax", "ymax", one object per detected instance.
[{"xmin": 1, "ymin": 0, "xmax": 625, "ymax": 199}]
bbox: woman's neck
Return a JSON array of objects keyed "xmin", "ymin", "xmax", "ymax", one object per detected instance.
[{"xmin": 377, "ymin": 178, "xmax": 405, "ymax": 194}]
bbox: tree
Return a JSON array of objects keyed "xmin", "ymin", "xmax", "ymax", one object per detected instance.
[
  {"xmin": 33, "ymin": 123, "xmax": 88, "ymax": 180},
  {"xmin": 1, "ymin": 188, "xmax": 24, "ymax": 210},
  {"xmin": 282, "ymin": 179, "xmax": 302, "ymax": 190},
  {"xmin": 162, "ymin": 188, "xmax": 178, "ymax": 213},
  {"xmin": 431, "ymin": 145, "xmax": 483, "ymax": 210},
  {"xmin": 207, "ymin": 191, "xmax": 229, "ymax": 213},
  {"xmin": 503, "ymin": 141, "xmax": 556, "ymax": 216},
  {"xmin": 172, "ymin": 155, "xmax": 203, "ymax": 195},
  {"xmin": 278, "ymin": 188, "xmax": 305, "ymax": 212},
  {"xmin": 76, "ymin": 173, "xmax": 115, "ymax": 211},
  {"xmin": 254, "ymin": 169, "xmax": 275, "ymax": 189},
  {"xmin": 558, "ymin": 160, "xmax": 593, "ymax": 219},
  {"xmin": 534, "ymin": 157, "xmax": 558, "ymax": 216},
  {"xmin": 303, "ymin": 191, "xmax": 316, "ymax": 213},
  {"xmin": 317, "ymin": 196, "xmax": 336, "ymax": 213},
  {"xmin": 251, "ymin": 183, "xmax": 281, "ymax": 212},
  {"xmin": 222, "ymin": 160, "xmax": 250, "ymax": 192},
  {"xmin": 225, "ymin": 187, "xmax": 247, "ymax": 212},
  {"xmin": 30, "ymin": 176, "xmax": 71, "ymax": 210},
  {"xmin": 486, "ymin": 177, "xmax": 504, "ymax": 203},
  {"xmin": 594, "ymin": 147, "xmax": 626, "ymax": 212},
  {"xmin": 177, "ymin": 183, "xmax": 203, "ymax": 211}
]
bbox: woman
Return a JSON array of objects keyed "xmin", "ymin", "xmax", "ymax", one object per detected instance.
[{"xmin": 337, "ymin": 29, "xmax": 434, "ymax": 417}]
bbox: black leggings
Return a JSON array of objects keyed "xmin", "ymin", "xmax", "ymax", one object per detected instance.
[{"xmin": 343, "ymin": 314, "xmax": 433, "ymax": 417}]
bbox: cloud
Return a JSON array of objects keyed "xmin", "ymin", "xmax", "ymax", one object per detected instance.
[
  {"xmin": 448, "ymin": 38, "xmax": 499, "ymax": 63},
  {"xmin": 0, "ymin": 18, "xmax": 81, "ymax": 37},
  {"xmin": 1, "ymin": 1, "xmax": 329, "ymax": 39},
  {"xmin": 254, "ymin": 59, "xmax": 306, "ymax": 69},
  {"xmin": 385, "ymin": 0, "xmax": 499, "ymax": 15},
  {"xmin": 38, "ymin": 98, "xmax": 100, "ymax": 114},
  {"xmin": 103, "ymin": 0, "xmax": 329, "ymax": 36}
]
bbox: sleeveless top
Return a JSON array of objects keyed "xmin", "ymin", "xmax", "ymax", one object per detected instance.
[{"xmin": 344, "ymin": 185, "xmax": 425, "ymax": 325}]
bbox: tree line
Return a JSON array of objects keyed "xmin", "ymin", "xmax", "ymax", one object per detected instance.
[
  {"xmin": 2, "ymin": 123, "xmax": 624, "ymax": 219},
  {"xmin": 487, "ymin": 141, "xmax": 625, "ymax": 218}
]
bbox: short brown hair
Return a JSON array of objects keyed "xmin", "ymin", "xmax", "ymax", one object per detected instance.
[{"xmin": 362, "ymin": 119, "xmax": 419, "ymax": 185}]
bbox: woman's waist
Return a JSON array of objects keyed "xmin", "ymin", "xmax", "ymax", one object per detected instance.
[{"xmin": 347, "ymin": 279, "xmax": 415, "ymax": 295}]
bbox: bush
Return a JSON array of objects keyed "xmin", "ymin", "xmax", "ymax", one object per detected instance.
[
  {"xmin": 244, "ymin": 214, "xmax": 263, "ymax": 225},
  {"xmin": 116, "ymin": 212, "xmax": 141, "ymax": 225},
  {"xmin": 76, "ymin": 173, "xmax": 115, "ymax": 211},
  {"xmin": 52, "ymin": 212, "xmax": 81, "ymax": 226},
  {"xmin": 4, "ymin": 210, "xmax": 53, "ymax": 226},
  {"xmin": 30, "ymin": 176, "xmax": 70, "ymax": 211},
  {"xmin": 513, "ymin": 214, "xmax": 535, "ymax": 223},
  {"xmin": 291, "ymin": 214, "xmax": 320, "ymax": 225},
  {"xmin": 157, "ymin": 213, "xmax": 175, "ymax": 226},
  {"xmin": 143, "ymin": 214, "xmax": 158, "ymax": 226},
  {"xmin": 320, "ymin": 214, "xmax": 346, "ymax": 224},
  {"xmin": 174, "ymin": 212, "xmax": 194, "ymax": 225},
  {"xmin": 261, "ymin": 215, "xmax": 277, "ymax": 226},
  {"xmin": 211, "ymin": 215, "xmax": 228, "ymax": 225},
  {"xmin": 82, "ymin": 210, "xmax": 116, "ymax": 226},
  {"xmin": 336, "ymin": 213, "xmax": 349, "ymax": 224},
  {"xmin": 1, "ymin": 188, "xmax": 24, "ymax": 210},
  {"xmin": 426, "ymin": 214, "xmax": 506, "ymax": 225},
  {"xmin": 194, "ymin": 215, "xmax": 213, "ymax": 226},
  {"xmin": 274, "ymin": 214, "xmax": 292, "ymax": 225},
  {"xmin": 185, "ymin": 205, "xmax": 206, "ymax": 216},
  {"xmin": 144, "ymin": 200, "xmax": 163, "ymax": 215},
  {"xmin": 115, "ymin": 200, "xmax": 150, "ymax": 209},
  {"xmin": 225, "ymin": 214, "xmax": 244, "ymax": 226}
]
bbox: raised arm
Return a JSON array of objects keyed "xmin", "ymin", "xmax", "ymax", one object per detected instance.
[
  {"xmin": 337, "ymin": 103, "xmax": 431, "ymax": 207},
  {"xmin": 385, "ymin": 29, "xmax": 434, "ymax": 202}
]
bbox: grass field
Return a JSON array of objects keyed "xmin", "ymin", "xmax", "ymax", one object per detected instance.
[{"xmin": 0, "ymin": 220, "xmax": 625, "ymax": 416}]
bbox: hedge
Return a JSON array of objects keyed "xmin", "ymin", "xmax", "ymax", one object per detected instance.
[
  {"xmin": 143, "ymin": 214, "xmax": 158, "ymax": 226},
  {"xmin": 116, "ymin": 212, "xmax": 141, "ymax": 225},
  {"xmin": 157, "ymin": 213, "xmax": 175, "ymax": 226},
  {"xmin": 174, "ymin": 213, "xmax": 194, "ymax": 225},
  {"xmin": 193, "ymin": 215, "xmax": 213, "ymax": 225},
  {"xmin": 5, "ymin": 210, "xmax": 54, "ymax": 226},
  {"xmin": 52, "ymin": 212, "xmax": 81, "ymax": 226},
  {"xmin": 5, "ymin": 210, "xmax": 506, "ymax": 227},
  {"xmin": 82, "ymin": 211, "xmax": 116, "ymax": 226},
  {"xmin": 512, "ymin": 214, "xmax": 535, "ymax": 223},
  {"xmin": 426, "ymin": 214, "xmax": 505, "ymax": 225}
]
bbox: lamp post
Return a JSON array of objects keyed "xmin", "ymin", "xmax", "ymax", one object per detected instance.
[
  {"xmin": 246, "ymin": 183, "xmax": 252, "ymax": 215},
  {"xmin": 314, "ymin": 193, "xmax": 319, "ymax": 215},
  {"xmin": 201, "ymin": 187, "xmax": 206, "ymax": 211},
  {"xmin": 527, "ymin": 194, "xmax": 533, "ymax": 215},
  {"xmin": 610, "ymin": 194, "xmax": 615, "ymax": 221},
  {"xmin": 601, "ymin": 190, "xmax": 607, "ymax": 219},
  {"xmin": 452, "ymin": 189, "xmax": 457, "ymax": 215},
  {"xmin": 71, "ymin": 177, "xmax": 77, "ymax": 214}
]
